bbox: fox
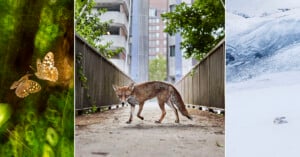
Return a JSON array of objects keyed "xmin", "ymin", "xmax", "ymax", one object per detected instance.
[{"xmin": 112, "ymin": 81, "xmax": 192, "ymax": 124}]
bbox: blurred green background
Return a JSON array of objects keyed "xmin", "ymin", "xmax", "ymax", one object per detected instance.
[{"xmin": 0, "ymin": 0, "xmax": 74, "ymax": 156}]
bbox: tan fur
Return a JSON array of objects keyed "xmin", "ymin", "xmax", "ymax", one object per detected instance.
[{"xmin": 113, "ymin": 81, "xmax": 192, "ymax": 124}]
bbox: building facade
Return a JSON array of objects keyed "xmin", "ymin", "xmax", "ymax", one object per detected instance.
[
  {"xmin": 167, "ymin": 0, "xmax": 197, "ymax": 83},
  {"xmin": 148, "ymin": 0, "xmax": 168, "ymax": 60},
  {"xmin": 130, "ymin": 0, "xmax": 149, "ymax": 82},
  {"xmin": 93, "ymin": 0, "xmax": 131, "ymax": 74}
]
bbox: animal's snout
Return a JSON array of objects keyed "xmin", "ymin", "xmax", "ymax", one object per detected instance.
[{"xmin": 121, "ymin": 102, "xmax": 125, "ymax": 105}]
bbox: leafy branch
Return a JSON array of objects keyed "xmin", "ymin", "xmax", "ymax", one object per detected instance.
[{"xmin": 162, "ymin": 0, "xmax": 225, "ymax": 60}]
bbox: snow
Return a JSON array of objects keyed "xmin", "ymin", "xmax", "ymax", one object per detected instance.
[
  {"xmin": 226, "ymin": 71, "xmax": 300, "ymax": 157},
  {"xmin": 226, "ymin": 7, "xmax": 300, "ymax": 82},
  {"xmin": 227, "ymin": 0, "xmax": 300, "ymax": 17},
  {"xmin": 226, "ymin": 1, "xmax": 300, "ymax": 157}
]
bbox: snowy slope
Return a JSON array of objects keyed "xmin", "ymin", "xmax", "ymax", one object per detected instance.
[
  {"xmin": 226, "ymin": 8, "xmax": 300, "ymax": 82},
  {"xmin": 226, "ymin": 71, "xmax": 300, "ymax": 157},
  {"xmin": 226, "ymin": 3, "xmax": 300, "ymax": 157}
]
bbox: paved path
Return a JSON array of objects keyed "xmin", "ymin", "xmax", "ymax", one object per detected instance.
[{"xmin": 75, "ymin": 101, "xmax": 224, "ymax": 157}]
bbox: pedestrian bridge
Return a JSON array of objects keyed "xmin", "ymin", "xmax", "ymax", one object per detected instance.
[{"xmin": 75, "ymin": 34, "xmax": 225, "ymax": 157}]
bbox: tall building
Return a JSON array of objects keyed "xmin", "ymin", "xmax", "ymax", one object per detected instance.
[
  {"xmin": 167, "ymin": 0, "xmax": 197, "ymax": 83},
  {"xmin": 148, "ymin": 0, "xmax": 168, "ymax": 59},
  {"xmin": 130, "ymin": 0, "xmax": 149, "ymax": 82},
  {"xmin": 93, "ymin": 0, "xmax": 131, "ymax": 74}
]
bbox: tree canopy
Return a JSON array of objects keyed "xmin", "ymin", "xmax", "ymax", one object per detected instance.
[
  {"xmin": 149, "ymin": 55, "xmax": 167, "ymax": 81},
  {"xmin": 75, "ymin": 0, "xmax": 122, "ymax": 58},
  {"xmin": 161, "ymin": 0, "xmax": 225, "ymax": 60}
]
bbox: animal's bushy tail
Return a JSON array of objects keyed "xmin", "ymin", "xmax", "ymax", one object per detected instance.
[{"xmin": 169, "ymin": 86, "xmax": 193, "ymax": 120}]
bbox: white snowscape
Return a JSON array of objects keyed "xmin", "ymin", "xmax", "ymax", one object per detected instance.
[{"xmin": 226, "ymin": 3, "xmax": 300, "ymax": 157}]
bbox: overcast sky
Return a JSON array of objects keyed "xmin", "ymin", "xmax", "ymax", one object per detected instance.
[{"xmin": 227, "ymin": 0, "xmax": 300, "ymax": 15}]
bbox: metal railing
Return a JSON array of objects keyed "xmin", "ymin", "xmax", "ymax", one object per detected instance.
[
  {"xmin": 75, "ymin": 35, "xmax": 133, "ymax": 111},
  {"xmin": 175, "ymin": 39, "xmax": 225, "ymax": 108}
]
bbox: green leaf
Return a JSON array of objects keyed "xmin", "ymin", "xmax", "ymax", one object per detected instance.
[{"xmin": 161, "ymin": 0, "xmax": 224, "ymax": 60}]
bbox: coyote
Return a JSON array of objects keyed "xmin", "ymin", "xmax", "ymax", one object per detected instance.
[{"xmin": 112, "ymin": 81, "xmax": 192, "ymax": 124}]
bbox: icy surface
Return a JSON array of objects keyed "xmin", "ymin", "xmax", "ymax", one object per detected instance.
[
  {"xmin": 226, "ymin": 8, "xmax": 300, "ymax": 82},
  {"xmin": 226, "ymin": 2, "xmax": 300, "ymax": 157},
  {"xmin": 226, "ymin": 71, "xmax": 300, "ymax": 157}
]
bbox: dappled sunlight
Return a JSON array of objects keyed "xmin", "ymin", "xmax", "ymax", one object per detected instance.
[{"xmin": 0, "ymin": 0, "xmax": 74, "ymax": 156}]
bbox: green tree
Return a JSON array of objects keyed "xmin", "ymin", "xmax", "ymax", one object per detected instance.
[
  {"xmin": 75, "ymin": 0, "xmax": 122, "ymax": 58},
  {"xmin": 162, "ymin": 0, "xmax": 225, "ymax": 60},
  {"xmin": 149, "ymin": 55, "xmax": 167, "ymax": 81}
]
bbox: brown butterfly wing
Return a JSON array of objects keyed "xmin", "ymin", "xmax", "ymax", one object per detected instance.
[
  {"xmin": 35, "ymin": 52, "xmax": 58, "ymax": 82},
  {"xmin": 46, "ymin": 67, "xmax": 58, "ymax": 82},
  {"xmin": 44, "ymin": 52, "xmax": 58, "ymax": 81},
  {"xmin": 35, "ymin": 58, "xmax": 44, "ymax": 80},
  {"xmin": 10, "ymin": 81, "xmax": 20, "ymax": 89},
  {"xmin": 43, "ymin": 52, "xmax": 55, "ymax": 67},
  {"xmin": 10, "ymin": 74, "xmax": 31, "ymax": 90},
  {"xmin": 15, "ymin": 80, "xmax": 41, "ymax": 98},
  {"xmin": 26, "ymin": 80, "xmax": 41, "ymax": 94}
]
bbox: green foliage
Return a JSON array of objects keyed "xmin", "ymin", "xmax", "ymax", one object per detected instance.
[
  {"xmin": 75, "ymin": 0, "xmax": 123, "ymax": 58},
  {"xmin": 149, "ymin": 55, "xmax": 167, "ymax": 81},
  {"xmin": 76, "ymin": 52, "xmax": 88, "ymax": 88},
  {"xmin": 189, "ymin": 69, "xmax": 196, "ymax": 77},
  {"xmin": 162, "ymin": 0, "xmax": 225, "ymax": 60},
  {"xmin": 91, "ymin": 105, "xmax": 97, "ymax": 113},
  {"xmin": 0, "ymin": 103, "xmax": 11, "ymax": 128},
  {"xmin": 0, "ymin": 1, "xmax": 74, "ymax": 156}
]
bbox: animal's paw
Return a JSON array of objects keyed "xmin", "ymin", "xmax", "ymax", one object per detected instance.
[
  {"xmin": 137, "ymin": 116, "xmax": 144, "ymax": 120},
  {"xmin": 155, "ymin": 120, "xmax": 161, "ymax": 124},
  {"xmin": 175, "ymin": 119, "xmax": 179, "ymax": 123},
  {"xmin": 126, "ymin": 120, "xmax": 132, "ymax": 124}
]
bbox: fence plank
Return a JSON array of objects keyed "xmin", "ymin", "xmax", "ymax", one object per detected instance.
[
  {"xmin": 175, "ymin": 40, "xmax": 225, "ymax": 108},
  {"xmin": 75, "ymin": 35, "xmax": 133, "ymax": 110}
]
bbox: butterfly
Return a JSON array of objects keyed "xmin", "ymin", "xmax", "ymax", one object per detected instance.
[
  {"xmin": 35, "ymin": 51, "xmax": 58, "ymax": 82},
  {"xmin": 10, "ymin": 74, "xmax": 41, "ymax": 98}
]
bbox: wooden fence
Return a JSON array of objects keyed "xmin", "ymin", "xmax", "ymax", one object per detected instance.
[
  {"xmin": 175, "ymin": 39, "xmax": 225, "ymax": 108},
  {"xmin": 75, "ymin": 35, "xmax": 133, "ymax": 111}
]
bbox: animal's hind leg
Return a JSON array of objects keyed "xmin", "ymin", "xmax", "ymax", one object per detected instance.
[
  {"xmin": 167, "ymin": 100, "xmax": 179, "ymax": 123},
  {"xmin": 137, "ymin": 101, "xmax": 144, "ymax": 120},
  {"xmin": 155, "ymin": 100, "xmax": 166, "ymax": 123}
]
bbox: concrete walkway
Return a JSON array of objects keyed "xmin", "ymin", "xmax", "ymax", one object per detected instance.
[{"xmin": 75, "ymin": 101, "xmax": 224, "ymax": 157}]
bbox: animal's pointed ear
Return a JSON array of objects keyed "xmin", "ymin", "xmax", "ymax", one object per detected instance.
[
  {"xmin": 112, "ymin": 84, "xmax": 118, "ymax": 91},
  {"xmin": 128, "ymin": 82, "xmax": 134, "ymax": 91}
]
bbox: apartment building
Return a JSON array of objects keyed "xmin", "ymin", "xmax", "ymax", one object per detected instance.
[
  {"xmin": 148, "ymin": 0, "xmax": 168, "ymax": 59},
  {"xmin": 93, "ymin": 0, "xmax": 131, "ymax": 74},
  {"xmin": 167, "ymin": 0, "xmax": 197, "ymax": 83}
]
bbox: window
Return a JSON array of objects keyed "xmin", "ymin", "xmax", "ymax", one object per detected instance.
[
  {"xmin": 156, "ymin": 48, "xmax": 159, "ymax": 52},
  {"xmin": 149, "ymin": 41, "xmax": 156, "ymax": 47},
  {"xmin": 163, "ymin": 33, "xmax": 167, "ymax": 38},
  {"xmin": 170, "ymin": 46, "xmax": 175, "ymax": 57},
  {"xmin": 156, "ymin": 33, "xmax": 159, "ymax": 38},
  {"xmin": 149, "ymin": 33, "xmax": 155, "ymax": 39},
  {"xmin": 170, "ymin": 5, "xmax": 176, "ymax": 12},
  {"xmin": 156, "ymin": 40, "xmax": 159, "ymax": 46},
  {"xmin": 108, "ymin": 26, "xmax": 120, "ymax": 35},
  {"xmin": 149, "ymin": 8, "xmax": 157, "ymax": 17},
  {"xmin": 149, "ymin": 48, "xmax": 156, "ymax": 52},
  {"xmin": 99, "ymin": 5, "xmax": 120, "ymax": 12},
  {"xmin": 149, "ymin": 26, "xmax": 159, "ymax": 31},
  {"xmin": 163, "ymin": 40, "xmax": 167, "ymax": 45}
]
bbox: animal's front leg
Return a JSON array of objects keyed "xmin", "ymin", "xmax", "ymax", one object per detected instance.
[
  {"xmin": 126, "ymin": 104, "xmax": 135, "ymax": 124},
  {"xmin": 137, "ymin": 102, "xmax": 144, "ymax": 120}
]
